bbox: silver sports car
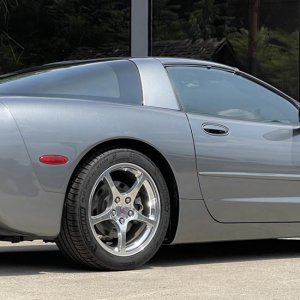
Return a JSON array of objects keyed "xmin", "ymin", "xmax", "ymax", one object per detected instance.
[{"xmin": 0, "ymin": 57, "xmax": 300, "ymax": 270}]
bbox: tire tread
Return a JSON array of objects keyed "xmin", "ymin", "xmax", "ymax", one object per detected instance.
[{"xmin": 56, "ymin": 149, "xmax": 170, "ymax": 270}]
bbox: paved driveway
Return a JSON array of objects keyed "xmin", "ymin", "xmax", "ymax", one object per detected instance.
[{"xmin": 1, "ymin": 239, "xmax": 300, "ymax": 299}]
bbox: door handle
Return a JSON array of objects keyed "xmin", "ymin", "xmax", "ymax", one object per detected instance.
[
  {"xmin": 292, "ymin": 126, "xmax": 300, "ymax": 137},
  {"xmin": 202, "ymin": 123, "xmax": 229, "ymax": 136}
]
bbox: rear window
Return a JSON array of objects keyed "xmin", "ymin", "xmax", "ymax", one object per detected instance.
[{"xmin": 0, "ymin": 60, "xmax": 142, "ymax": 105}]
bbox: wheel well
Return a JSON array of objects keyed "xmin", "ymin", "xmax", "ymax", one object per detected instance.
[{"xmin": 70, "ymin": 138, "xmax": 179, "ymax": 244}]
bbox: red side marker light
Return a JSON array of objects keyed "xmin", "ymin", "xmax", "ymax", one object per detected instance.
[{"xmin": 39, "ymin": 155, "xmax": 69, "ymax": 165}]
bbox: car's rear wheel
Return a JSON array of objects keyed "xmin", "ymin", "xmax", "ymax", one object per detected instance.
[{"xmin": 56, "ymin": 148, "xmax": 170, "ymax": 270}]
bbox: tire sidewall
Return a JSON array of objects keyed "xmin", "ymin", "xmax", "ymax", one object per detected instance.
[{"xmin": 76, "ymin": 149, "xmax": 170, "ymax": 270}]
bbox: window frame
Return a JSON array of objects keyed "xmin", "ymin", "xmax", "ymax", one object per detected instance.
[
  {"xmin": 165, "ymin": 64, "xmax": 300, "ymax": 123},
  {"xmin": 0, "ymin": 59, "xmax": 143, "ymax": 106}
]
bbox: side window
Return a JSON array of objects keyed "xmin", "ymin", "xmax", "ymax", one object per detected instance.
[
  {"xmin": 0, "ymin": 60, "xmax": 142, "ymax": 105},
  {"xmin": 167, "ymin": 67, "xmax": 299, "ymax": 124}
]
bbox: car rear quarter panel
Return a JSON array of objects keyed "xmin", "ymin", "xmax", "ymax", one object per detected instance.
[
  {"xmin": 0, "ymin": 101, "xmax": 63, "ymax": 237},
  {"xmin": 0, "ymin": 97, "xmax": 201, "ymax": 237}
]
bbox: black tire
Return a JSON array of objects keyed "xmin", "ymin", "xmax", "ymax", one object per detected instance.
[{"xmin": 56, "ymin": 148, "xmax": 170, "ymax": 270}]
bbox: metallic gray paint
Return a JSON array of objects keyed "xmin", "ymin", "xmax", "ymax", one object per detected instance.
[
  {"xmin": 189, "ymin": 113, "xmax": 300, "ymax": 223},
  {"xmin": 199, "ymin": 172, "xmax": 300, "ymax": 180},
  {"xmin": 1, "ymin": 57, "xmax": 300, "ymax": 244},
  {"xmin": 0, "ymin": 102, "xmax": 63, "ymax": 236},
  {"xmin": 131, "ymin": 58, "xmax": 180, "ymax": 110},
  {"xmin": 0, "ymin": 95, "xmax": 199, "ymax": 237},
  {"xmin": 173, "ymin": 199, "xmax": 300, "ymax": 244},
  {"xmin": 3, "ymin": 99, "xmax": 198, "ymax": 195}
]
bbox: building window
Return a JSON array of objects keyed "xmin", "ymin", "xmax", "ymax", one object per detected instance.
[
  {"xmin": 152, "ymin": 0, "xmax": 300, "ymax": 100},
  {"xmin": 0, "ymin": 0, "xmax": 131, "ymax": 74}
]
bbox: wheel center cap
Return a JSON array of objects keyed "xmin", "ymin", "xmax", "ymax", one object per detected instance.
[{"xmin": 114, "ymin": 206, "xmax": 129, "ymax": 218}]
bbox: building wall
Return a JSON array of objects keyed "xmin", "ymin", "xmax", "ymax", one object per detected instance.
[
  {"xmin": 152, "ymin": 0, "xmax": 299, "ymax": 100},
  {"xmin": 0, "ymin": 0, "xmax": 131, "ymax": 73},
  {"xmin": 0, "ymin": 0, "xmax": 299, "ymax": 100}
]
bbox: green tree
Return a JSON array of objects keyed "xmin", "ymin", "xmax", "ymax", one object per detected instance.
[
  {"xmin": 188, "ymin": 0, "xmax": 233, "ymax": 40},
  {"xmin": 229, "ymin": 28, "xmax": 299, "ymax": 99},
  {"xmin": 152, "ymin": 0, "xmax": 186, "ymax": 41},
  {"xmin": 0, "ymin": 0, "xmax": 130, "ymax": 73}
]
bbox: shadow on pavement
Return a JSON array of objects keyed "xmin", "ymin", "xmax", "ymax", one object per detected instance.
[
  {"xmin": 151, "ymin": 239, "xmax": 300, "ymax": 267},
  {"xmin": 0, "ymin": 244, "xmax": 76, "ymax": 276},
  {"xmin": 0, "ymin": 239, "xmax": 300, "ymax": 275}
]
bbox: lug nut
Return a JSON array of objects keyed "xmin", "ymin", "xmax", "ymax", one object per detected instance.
[
  {"xmin": 115, "ymin": 197, "xmax": 120, "ymax": 203},
  {"xmin": 125, "ymin": 197, "xmax": 131, "ymax": 204},
  {"xmin": 128, "ymin": 210, "xmax": 134, "ymax": 217},
  {"xmin": 119, "ymin": 217, "xmax": 125, "ymax": 224},
  {"xmin": 112, "ymin": 209, "xmax": 116, "ymax": 216}
]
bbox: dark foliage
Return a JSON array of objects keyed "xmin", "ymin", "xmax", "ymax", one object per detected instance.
[
  {"xmin": 0, "ymin": 0, "xmax": 130, "ymax": 72},
  {"xmin": 0, "ymin": 0, "xmax": 299, "ymax": 99}
]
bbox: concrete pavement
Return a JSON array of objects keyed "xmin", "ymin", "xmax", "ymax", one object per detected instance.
[{"xmin": 1, "ymin": 239, "xmax": 300, "ymax": 299}]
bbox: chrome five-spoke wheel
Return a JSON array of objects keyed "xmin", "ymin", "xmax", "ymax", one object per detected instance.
[
  {"xmin": 57, "ymin": 149, "xmax": 170, "ymax": 270},
  {"xmin": 89, "ymin": 163, "xmax": 161, "ymax": 256}
]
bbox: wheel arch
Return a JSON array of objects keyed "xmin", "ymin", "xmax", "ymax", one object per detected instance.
[{"xmin": 67, "ymin": 138, "xmax": 179, "ymax": 244}]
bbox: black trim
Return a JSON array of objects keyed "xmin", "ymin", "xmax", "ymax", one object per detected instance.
[
  {"xmin": 164, "ymin": 63, "xmax": 299, "ymax": 108},
  {"xmin": 148, "ymin": 0, "xmax": 153, "ymax": 56},
  {"xmin": 129, "ymin": 0, "xmax": 132, "ymax": 57}
]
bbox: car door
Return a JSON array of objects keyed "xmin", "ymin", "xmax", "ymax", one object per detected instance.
[{"xmin": 167, "ymin": 65, "xmax": 300, "ymax": 223}]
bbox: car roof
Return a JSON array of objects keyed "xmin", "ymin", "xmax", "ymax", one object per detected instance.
[
  {"xmin": 0, "ymin": 57, "xmax": 129, "ymax": 79},
  {"xmin": 153, "ymin": 57, "xmax": 237, "ymax": 71},
  {"xmin": 0, "ymin": 57, "xmax": 237, "ymax": 79}
]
